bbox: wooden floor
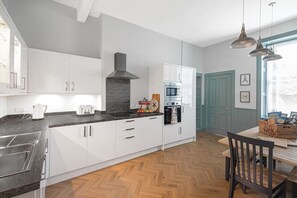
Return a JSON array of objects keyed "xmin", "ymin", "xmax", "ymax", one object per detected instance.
[{"xmin": 45, "ymin": 132, "xmax": 290, "ymax": 198}]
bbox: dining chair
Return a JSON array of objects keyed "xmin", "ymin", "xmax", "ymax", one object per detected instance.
[{"xmin": 227, "ymin": 132, "xmax": 286, "ymax": 198}]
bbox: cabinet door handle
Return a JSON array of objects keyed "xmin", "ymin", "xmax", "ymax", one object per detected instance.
[
  {"xmin": 125, "ymin": 128, "xmax": 134, "ymax": 131},
  {"xmin": 149, "ymin": 117, "xmax": 157, "ymax": 120},
  {"xmin": 125, "ymin": 136, "xmax": 135, "ymax": 139},
  {"xmin": 84, "ymin": 126, "xmax": 87, "ymax": 137},
  {"xmin": 178, "ymin": 127, "xmax": 182, "ymax": 134},
  {"xmin": 89, "ymin": 125, "xmax": 92, "ymax": 136},
  {"xmin": 10, "ymin": 72, "xmax": 14, "ymax": 88},
  {"xmin": 71, "ymin": 82, "xmax": 74, "ymax": 91},
  {"xmin": 65, "ymin": 82, "xmax": 69, "ymax": 91},
  {"xmin": 21, "ymin": 77, "xmax": 26, "ymax": 90},
  {"xmin": 14, "ymin": 73, "xmax": 17, "ymax": 88},
  {"xmin": 125, "ymin": 120, "xmax": 134, "ymax": 123}
]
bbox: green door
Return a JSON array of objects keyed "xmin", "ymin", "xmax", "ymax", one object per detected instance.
[{"xmin": 206, "ymin": 71, "xmax": 233, "ymax": 136}]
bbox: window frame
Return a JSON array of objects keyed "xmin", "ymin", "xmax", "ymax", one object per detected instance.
[{"xmin": 257, "ymin": 30, "xmax": 297, "ymax": 119}]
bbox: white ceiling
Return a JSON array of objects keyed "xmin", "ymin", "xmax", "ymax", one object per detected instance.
[{"xmin": 53, "ymin": 0, "xmax": 297, "ymax": 47}]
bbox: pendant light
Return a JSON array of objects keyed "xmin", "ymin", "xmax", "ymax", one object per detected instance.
[
  {"xmin": 249, "ymin": 0, "xmax": 271, "ymax": 57},
  {"xmin": 263, "ymin": 2, "xmax": 282, "ymax": 61},
  {"xmin": 230, "ymin": 0, "xmax": 256, "ymax": 49}
]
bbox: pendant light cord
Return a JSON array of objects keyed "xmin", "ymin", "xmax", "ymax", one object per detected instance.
[
  {"xmin": 270, "ymin": 3, "xmax": 274, "ymax": 37},
  {"xmin": 242, "ymin": 0, "xmax": 245, "ymax": 23},
  {"xmin": 259, "ymin": 0, "xmax": 262, "ymax": 37}
]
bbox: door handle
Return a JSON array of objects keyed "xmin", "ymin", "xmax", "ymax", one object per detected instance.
[
  {"xmin": 71, "ymin": 82, "xmax": 74, "ymax": 91},
  {"xmin": 149, "ymin": 117, "xmax": 157, "ymax": 120},
  {"xmin": 21, "ymin": 77, "xmax": 26, "ymax": 90},
  {"xmin": 84, "ymin": 126, "xmax": 87, "ymax": 137},
  {"xmin": 125, "ymin": 136, "xmax": 135, "ymax": 139},
  {"xmin": 125, "ymin": 120, "xmax": 134, "ymax": 123},
  {"xmin": 89, "ymin": 125, "xmax": 92, "ymax": 137},
  {"xmin": 125, "ymin": 128, "xmax": 134, "ymax": 131},
  {"xmin": 65, "ymin": 82, "xmax": 69, "ymax": 91}
]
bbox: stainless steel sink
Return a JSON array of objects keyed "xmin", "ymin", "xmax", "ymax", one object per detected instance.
[{"xmin": 0, "ymin": 131, "xmax": 41, "ymax": 178}]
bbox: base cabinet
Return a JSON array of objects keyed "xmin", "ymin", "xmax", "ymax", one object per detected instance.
[
  {"xmin": 48, "ymin": 116, "xmax": 163, "ymax": 178},
  {"xmin": 49, "ymin": 121, "xmax": 116, "ymax": 177},
  {"xmin": 164, "ymin": 123, "xmax": 182, "ymax": 144},
  {"xmin": 142, "ymin": 116, "xmax": 163, "ymax": 150},
  {"xmin": 87, "ymin": 122, "xmax": 116, "ymax": 166},
  {"xmin": 49, "ymin": 125, "xmax": 87, "ymax": 177}
]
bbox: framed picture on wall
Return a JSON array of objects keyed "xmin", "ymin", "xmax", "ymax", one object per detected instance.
[
  {"xmin": 240, "ymin": 91, "xmax": 250, "ymax": 103},
  {"xmin": 240, "ymin": 74, "xmax": 250, "ymax": 86}
]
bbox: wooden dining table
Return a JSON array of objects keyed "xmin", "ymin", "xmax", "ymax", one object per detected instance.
[{"xmin": 218, "ymin": 126, "xmax": 297, "ymax": 196}]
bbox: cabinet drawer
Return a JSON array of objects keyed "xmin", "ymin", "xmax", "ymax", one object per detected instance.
[
  {"xmin": 116, "ymin": 118, "xmax": 142, "ymax": 137},
  {"xmin": 116, "ymin": 133, "xmax": 142, "ymax": 157}
]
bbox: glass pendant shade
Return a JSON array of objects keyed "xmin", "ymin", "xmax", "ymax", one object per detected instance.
[
  {"xmin": 249, "ymin": 37, "xmax": 271, "ymax": 57},
  {"xmin": 263, "ymin": 49, "xmax": 282, "ymax": 61},
  {"xmin": 230, "ymin": 24, "xmax": 257, "ymax": 49}
]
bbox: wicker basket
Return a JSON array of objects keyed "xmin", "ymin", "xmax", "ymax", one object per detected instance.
[{"xmin": 259, "ymin": 119, "xmax": 297, "ymax": 139}]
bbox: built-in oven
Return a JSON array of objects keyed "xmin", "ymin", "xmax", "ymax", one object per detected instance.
[
  {"xmin": 164, "ymin": 100, "xmax": 181, "ymax": 125},
  {"xmin": 164, "ymin": 82, "xmax": 181, "ymax": 101}
]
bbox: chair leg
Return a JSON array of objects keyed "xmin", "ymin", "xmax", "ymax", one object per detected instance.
[
  {"xmin": 228, "ymin": 178, "xmax": 236, "ymax": 198},
  {"xmin": 242, "ymin": 184, "xmax": 247, "ymax": 194},
  {"xmin": 263, "ymin": 156, "xmax": 267, "ymax": 168},
  {"xmin": 225, "ymin": 157, "xmax": 230, "ymax": 181},
  {"xmin": 292, "ymin": 182, "xmax": 297, "ymax": 198}
]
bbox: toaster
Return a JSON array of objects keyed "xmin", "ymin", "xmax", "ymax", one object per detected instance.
[{"xmin": 76, "ymin": 105, "xmax": 95, "ymax": 115}]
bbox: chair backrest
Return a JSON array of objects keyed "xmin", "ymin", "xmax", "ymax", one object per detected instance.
[{"xmin": 227, "ymin": 132, "xmax": 274, "ymax": 193}]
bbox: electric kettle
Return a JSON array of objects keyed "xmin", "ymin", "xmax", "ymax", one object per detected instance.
[{"xmin": 32, "ymin": 104, "xmax": 47, "ymax": 120}]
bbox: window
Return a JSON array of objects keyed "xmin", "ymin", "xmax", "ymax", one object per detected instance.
[{"xmin": 261, "ymin": 34, "xmax": 297, "ymax": 117}]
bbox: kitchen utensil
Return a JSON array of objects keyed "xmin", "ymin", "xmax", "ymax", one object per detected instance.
[{"xmin": 32, "ymin": 104, "xmax": 47, "ymax": 120}]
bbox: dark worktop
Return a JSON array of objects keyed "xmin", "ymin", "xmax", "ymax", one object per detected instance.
[{"xmin": 0, "ymin": 111, "xmax": 163, "ymax": 197}]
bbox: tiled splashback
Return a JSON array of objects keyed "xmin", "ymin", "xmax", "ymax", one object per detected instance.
[{"xmin": 106, "ymin": 78, "xmax": 130, "ymax": 113}]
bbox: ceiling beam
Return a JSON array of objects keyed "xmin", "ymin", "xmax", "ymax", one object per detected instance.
[{"xmin": 77, "ymin": 0, "xmax": 95, "ymax": 23}]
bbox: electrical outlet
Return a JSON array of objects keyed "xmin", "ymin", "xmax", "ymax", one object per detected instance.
[{"xmin": 14, "ymin": 108, "xmax": 24, "ymax": 113}]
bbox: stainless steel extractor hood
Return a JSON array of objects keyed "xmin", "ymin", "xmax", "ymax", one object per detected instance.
[{"xmin": 107, "ymin": 53, "xmax": 139, "ymax": 80}]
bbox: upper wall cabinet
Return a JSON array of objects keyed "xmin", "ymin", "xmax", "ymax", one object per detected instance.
[
  {"xmin": 28, "ymin": 49, "xmax": 102, "ymax": 94},
  {"xmin": 0, "ymin": 2, "xmax": 28, "ymax": 95},
  {"xmin": 163, "ymin": 64, "xmax": 182, "ymax": 83}
]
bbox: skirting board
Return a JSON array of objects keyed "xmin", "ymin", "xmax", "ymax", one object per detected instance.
[{"xmin": 46, "ymin": 137, "xmax": 195, "ymax": 186}]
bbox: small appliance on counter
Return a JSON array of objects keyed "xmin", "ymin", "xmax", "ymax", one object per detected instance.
[
  {"xmin": 76, "ymin": 105, "xmax": 95, "ymax": 116},
  {"xmin": 32, "ymin": 104, "xmax": 47, "ymax": 120}
]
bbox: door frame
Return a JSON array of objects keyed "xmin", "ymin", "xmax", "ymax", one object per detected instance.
[
  {"xmin": 196, "ymin": 73, "xmax": 202, "ymax": 131},
  {"xmin": 205, "ymin": 70, "xmax": 235, "ymax": 133}
]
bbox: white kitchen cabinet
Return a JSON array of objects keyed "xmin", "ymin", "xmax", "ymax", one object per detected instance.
[
  {"xmin": 49, "ymin": 121, "xmax": 116, "ymax": 177},
  {"xmin": 69, "ymin": 55, "xmax": 101, "ymax": 94},
  {"xmin": 87, "ymin": 121, "xmax": 116, "ymax": 166},
  {"xmin": 115, "ymin": 118, "xmax": 142, "ymax": 157},
  {"xmin": 163, "ymin": 64, "xmax": 182, "ymax": 83},
  {"xmin": 28, "ymin": 49, "xmax": 69, "ymax": 93},
  {"xmin": 49, "ymin": 124, "xmax": 87, "ymax": 177},
  {"xmin": 181, "ymin": 66, "xmax": 196, "ymax": 140},
  {"xmin": 163, "ymin": 123, "xmax": 182, "ymax": 144},
  {"xmin": 28, "ymin": 49, "xmax": 102, "ymax": 94},
  {"xmin": 0, "ymin": 2, "xmax": 28, "ymax": 95},
  {"xmin": 142, "ymin": 116, "xmax": 163, "ymax": 150},
  {"xmin": 149, "ymin": 64, "xmax": 196, "ymax": 145}
]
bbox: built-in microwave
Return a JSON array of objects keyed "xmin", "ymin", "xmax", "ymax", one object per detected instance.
[{"xmin": 164, "ymin": 82, "xmax": 181, "ymax": 100}]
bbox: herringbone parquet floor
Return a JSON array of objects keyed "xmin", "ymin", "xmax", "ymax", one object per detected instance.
[{"xmin": 45, "ymin": 132, "xmax": 289, "ymax": 198}]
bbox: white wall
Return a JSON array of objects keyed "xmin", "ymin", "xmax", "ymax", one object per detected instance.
[
  {"xmin": 0, "ymin": 96, "xmax": 7, "ymax": 117},
  {"xmin": 203, "ymin": 18, "xmax": 297, "ymax": 109},
  {"xmin": 101, "ymin": 14, "xmax": 203, "ymax": 110},
  {"xmin": 6, "ymin": 94, "xmax": 100, "ymax": 115}
]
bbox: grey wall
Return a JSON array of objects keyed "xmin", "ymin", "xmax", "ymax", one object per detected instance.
[
  {"xmin": 101, "ymin": 14, "xmax": 203, "ymax": 110},
  {"xmin": 2, "ymin": 0, "xmax": 100, "ymax": 58},
  {"xmin": 203, "ymin": 18, "xmax": 297, "ymax": 133}
]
